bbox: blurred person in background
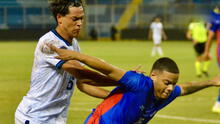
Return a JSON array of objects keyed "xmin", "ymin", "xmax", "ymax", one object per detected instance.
[
  {"xmin": 110, "ymin": 25, "xmax": 118, "ymax": 41},
  {"xmin": 14, "ymin": 0, "xmax": 114, "ymax": 124},
  {"xmin": 89, "ymin": 27, "xmax": 98, "ymax": 41},
  {"xmin": 203, "ymin": 5, "xmax": 220, "ymax": 114},
  {"xmin": 186, "ymin": 19, "xmax": 211, "ymax": 78},
  {"xmin": 148, "ymin": 16, "xmax": 167, "ymax": 57}
]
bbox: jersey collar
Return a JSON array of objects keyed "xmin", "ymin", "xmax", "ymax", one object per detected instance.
[{"xmin": 51, "ymin": 29, "xmax": 72, "ymax": 46}]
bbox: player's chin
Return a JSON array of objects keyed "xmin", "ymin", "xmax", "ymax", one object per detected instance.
[
  {"xmin": 160, "ymin": 94, "xmax": 170, "ymax": 100},
  {"xmin": 72, "ymin": 32, "xmax": 80, "ymax": 38}
]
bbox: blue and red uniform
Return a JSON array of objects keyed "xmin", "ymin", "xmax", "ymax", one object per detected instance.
[
  {"xmin": 209, "ymin": 10, "xmax": 220, "ymax": 103},
  {"xmin": 209, "ymin": 10, "xmax": 220, "ymax": 67},
  {"xmin": 84, "ymin": 71, "xmax": 181, "ymax": 124}
]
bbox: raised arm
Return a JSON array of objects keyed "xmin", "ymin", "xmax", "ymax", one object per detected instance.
[
  {"xmin": 62, "ymin": 60, "xmax": 119, "ymax": 86},
  {"xmin": 162, "ymin": 29, "xmax": 167, "ymax": 40},
  {"xmin": 49, "ymin": 44, "xmax": 126, "ymax": 81},
  {"xmin": 179, "ymin": 74, "xmax": 220, "ymax": 96}
]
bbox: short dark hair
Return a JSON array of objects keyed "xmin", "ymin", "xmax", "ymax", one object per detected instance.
[
  {"xmin": 151, "ymin": 57, "xmax": 179, "ymax": 74},
  {"xmin": 49, "ymin": 0, "xmax": 83, "ymax": 22}
]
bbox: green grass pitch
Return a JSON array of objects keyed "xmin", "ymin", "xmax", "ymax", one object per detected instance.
[{"xmin": 0, "ymin": 41, "xmax": 220, "ymax": 124}]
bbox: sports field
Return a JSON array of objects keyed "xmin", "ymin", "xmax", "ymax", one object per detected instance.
[{"xmin": 0, "ymin": 41, "xmax": 220, "ymax": 124}]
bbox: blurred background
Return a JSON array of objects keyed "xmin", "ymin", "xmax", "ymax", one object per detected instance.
[{"xmin": 0, "ymin": 0, "xmax": 219, "ymax": 41}]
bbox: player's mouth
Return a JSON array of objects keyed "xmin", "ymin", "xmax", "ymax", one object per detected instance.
[
  {"xmin": 162, "ymin": 92, "xmax": 170, "ymax": 97},
  {"xmin": 72, "ymin": 29, "xmax": 81, "ymax": 36}
]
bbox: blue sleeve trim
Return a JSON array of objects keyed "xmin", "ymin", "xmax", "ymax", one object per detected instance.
[
  {"xmin": 174, "ymin": 85, "xmax": 181, "ymax": 97},
  {"xmin": 56, "ymin": 60, "xmax": 66, "ymax": 69}
]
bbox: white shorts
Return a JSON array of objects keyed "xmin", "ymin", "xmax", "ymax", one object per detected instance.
[
  {"xmin": 15, "ymin": 112, "xmax": 67, "ymax": 124},
  {"xmin": 153, "ymin": 36, "xmax": 162, "ymax": 45}
]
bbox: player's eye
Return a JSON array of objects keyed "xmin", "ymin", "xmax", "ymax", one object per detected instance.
[{"xmin": 72, "ymin": 17, "xmax": 83, "ymax": 22}]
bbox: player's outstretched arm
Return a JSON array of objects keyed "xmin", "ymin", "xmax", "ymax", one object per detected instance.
[
  {"xmin": 204, "ymin": 30, "xmax": 215, "ymax": 59},
  {"xmin": 48, "ymin": 44, "xmax": 126, "ymax": 81},
  {"xmin": 179, "ymin": 74, "xmax": 220, "ymax": 96},
  {"xmin": 76, "ymin": 80, "xmax": 110, "ymax": 99},
  {"xmin": 62, "ymin": 60, "xmax": 119, "ymax": 86},
  {"xmin": 62, "ymin": 60, "xmax": 116, "ymax": 99}
]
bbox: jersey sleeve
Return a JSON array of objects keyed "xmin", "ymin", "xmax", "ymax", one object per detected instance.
[
  {"xmin": 38, "ymin": 38, "xmax": 66, "ymax": 69},
  {"xmin": 210, "ymin": 23, "xmax": 218, "ymax": 32},
  {"xmin": 118, "ymin": 71, "xmax": 152, "ymax": 91},
  {"xmin": 160, "ymin": 23, "xmax": 163, "ymax": 29},
  {"xmin": 169, "ymin": 85, "xmax": 181, "ymax": 98}
]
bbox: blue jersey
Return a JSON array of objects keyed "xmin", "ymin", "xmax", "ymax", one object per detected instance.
[
  {"xmin": 209, "ymin": 11, "xmax": 220, "ymax": 32},
  {"xmin": 84, "ymin": 71, "xmax": 181, "ymax": 124}
]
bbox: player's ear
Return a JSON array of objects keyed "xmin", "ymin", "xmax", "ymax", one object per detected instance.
[
  {"xmin": 57, "ymin": 13, "xmax": 63, "ymax": 24},
  {"xmin": 150, "ymin": 70, "xmax": 158, "ymax": 79}
]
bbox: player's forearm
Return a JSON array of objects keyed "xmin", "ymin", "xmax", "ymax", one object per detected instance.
[
  {"xmin": 73, "ymin": 52, "xmax": 125, "ymax": 81},
  {"xmin": 62, "ymin": 61, "xmax": 118, "ymax": 86},
  {"xmin": 78, "ymin": 53, "xmax": 115, "ymax": 75},
  {"xmin": 49, "ymin": 44, "xmax": 125, "ymax": 81},
  {"xmin": 77, "ymin": 80, "xmax": 110, "ymax": 99},
  {"xmin": 179, "ymin": 81, "xmax": 213, "ymax": 96},
  {"xmin": 205, "ymin": 31, "xmax": 215, "ymax": 53}
]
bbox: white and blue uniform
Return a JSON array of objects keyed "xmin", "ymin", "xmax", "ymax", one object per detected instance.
[
  {"xmin": 150, "ymin": 22, "xmax": 163, "ymax": 45},
  {"xmin": 15, "ymin": 29, "xmax": 81, "ymax": 124}
]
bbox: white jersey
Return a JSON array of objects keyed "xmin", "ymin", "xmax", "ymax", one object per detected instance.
[
  {"xmin": 150, "ymin": 22, "xmax": 163, "ymax": 44},
  {"xmin": 15, "ymin": 29, "xmax": 81, "ymax": 124}
]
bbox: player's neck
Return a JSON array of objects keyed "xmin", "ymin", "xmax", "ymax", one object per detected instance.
[{"xmin": 55, "ymin": 27, "xmax": 72, "ymax": 43}]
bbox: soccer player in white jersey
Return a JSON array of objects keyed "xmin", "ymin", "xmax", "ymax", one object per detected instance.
[
  {"xmin": 148, "ymin": 16, "xmax": 167, "ymax": 57},
  {"xmin": 15, "ymin": 0, "xmax": 114, "ymax": 124}
]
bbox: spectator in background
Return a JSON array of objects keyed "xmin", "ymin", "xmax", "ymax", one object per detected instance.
[
  {"xmin": 148, "ymin": 16, "xmax": 167, "ymax": 57},
  {"xmin": 89, "ymin": 27, "xmax": 98, "ymax": 41},
  {"xmin": 110, "ymin": 25, "xmax": 117, "ymax": 41},
  {"xmin": 203, "ymin": 5, "xmax": 220, "ymax": 114},
  {"xmin": 186, "ymin": 19, "xmax": 210, "ymax": 78}
]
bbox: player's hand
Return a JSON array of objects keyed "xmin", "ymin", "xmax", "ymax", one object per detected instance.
[
  {"xmin": 131, "ymin": 65, "xmax": 146, "ymax": 74},
  {"xmin": 47, "ymin": 43, "xmax": 76, "ymax": 60},
  {"xmin": 210, "ymin": 73, "xmax": 220, "ymax": 86},
  {"xmin": 202, "ymin": 52, "xmax": 211, "ymax": 61}
]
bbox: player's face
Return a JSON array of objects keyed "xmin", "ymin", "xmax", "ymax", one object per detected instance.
[
  {"xmin": 57, "ymin": 6, "xmax": 84, "ymax": 39},
  {"xmin": 155, "ymin": 18, "xmax": 161, "ymax": 22},
  {"xmin": 151, "ymin": 70, "xmax": 179, "ymax": 100}
]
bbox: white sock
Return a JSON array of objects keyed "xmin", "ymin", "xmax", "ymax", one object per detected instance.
[
  {"xmin": 157, "ymin": 46, "xmax": 163, "ymax": 56},
  {"xmin": 213, "ymin": 101, "xmax": 220, "ymax": 108},
  {"xmin": 151, "ymin": 46, "xmax": 156, "ymax": 56}
]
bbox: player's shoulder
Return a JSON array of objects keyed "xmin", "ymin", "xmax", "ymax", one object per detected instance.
[
  {"xmin": 126, "ymin": 71, "xmax": 152, "ymax": 85},
  {"xmin": 39, "ymin": 30, "xmax": 56, "ymax": 42}
]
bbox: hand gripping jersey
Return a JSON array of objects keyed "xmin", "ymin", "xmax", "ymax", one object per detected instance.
[
  {"xmin": 85, "ymin": 71, "xmax": 181, "ymax": 124},
  {"xmin": 15, "ymin": 29, "xmax": 81, "ymax": 124}
]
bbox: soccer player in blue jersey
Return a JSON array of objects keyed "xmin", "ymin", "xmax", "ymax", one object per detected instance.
[
  {"xmin": 203, "ymin": 5, "xmax": 220, "ymax": 114},
  {"xmin": 48, "ymin": 44, "xmax": 220, "ymax": 124}
]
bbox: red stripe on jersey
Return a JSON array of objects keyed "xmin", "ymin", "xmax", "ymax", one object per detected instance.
[
  {"xmin": 217, "ymin": 31, "xmax": 220, "ymax": 44},
  {"xmin": 86, "ymin": 93, "xmax": 123, "ymax": 124}
]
